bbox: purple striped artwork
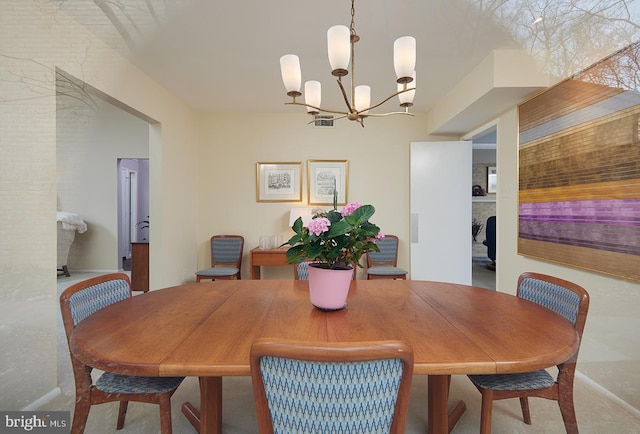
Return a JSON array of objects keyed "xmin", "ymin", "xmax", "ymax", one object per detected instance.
[{"xmin": 518, "ymin": 42, "xmax": 640, "ymax": 281}]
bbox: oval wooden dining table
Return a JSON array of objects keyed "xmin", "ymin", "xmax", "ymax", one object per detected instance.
[{"xmin": 70, "ymin": 279, "xmax": 578, "ymax": 434}]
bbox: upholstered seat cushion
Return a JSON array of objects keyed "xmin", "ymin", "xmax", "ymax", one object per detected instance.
[
  {"xmin": 367, "ymin": 266, "xmax": 407, "ymax": 276},
  {"xmin": 96, "ymin": 372, "xmax": 184, "ymax": 394},
  {"xmin": 468, "ymin": 369, "xmax": 555, "ymax": 391},
  {"xmin": 196, "ymin": 266, "xmax": 239, "ymax": 277}
]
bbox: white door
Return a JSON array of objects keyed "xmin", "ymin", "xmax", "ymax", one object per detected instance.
[{"xmin": 410, "ymin": 141, "xmax": 472, "ymax": 284}]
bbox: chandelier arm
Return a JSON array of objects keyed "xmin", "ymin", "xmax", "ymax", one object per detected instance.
[
  {"xmin": 285, "ymin": 101, "xmax": 349, "ymax": 116},
  {"xmin": 356, "ymin": 87, "xmax": 415, "ymax": 114},
  {"xmin": 362, "ymin": 111, "xmax": 415, "ymax": 117},
  {"xmin": 336, "ymin": 77, "xmax": 354, "ymax": 113}
]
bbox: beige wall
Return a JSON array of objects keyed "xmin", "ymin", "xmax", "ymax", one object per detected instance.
[{"xmin": 196, "ymin": 112, "xmax": 440, "ymax": 280}]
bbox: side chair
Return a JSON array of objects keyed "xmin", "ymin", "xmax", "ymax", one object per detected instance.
[
  {"xmin": 467, "ymin": 272, "xmax": 590, "ymax": 434},
  {"xmin": 60, "ymin": 273, "xmax": 184, "ymax": 434},
  {"xmin": 366, "ymin": 234, "xmax": 408, "ymax": 280},
  {"xmin": 293, "ymin": 261, "xmax": 311, "ymax": 280},
  {"xmin": 250, "ymin": 338, "xmax": 414, "ymax": 434},
  {"xmin": 196, "ymin": 234, "xmax": 244, "ymax": 281}
]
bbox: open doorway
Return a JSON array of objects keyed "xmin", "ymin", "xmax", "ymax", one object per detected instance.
[
  {"xmin": 118, "ymin": 159, "xmax": 150, "ymax": 270},
  {"xmin": 467, "ymin": 124, "xmax": 497, "ymax": 289}
]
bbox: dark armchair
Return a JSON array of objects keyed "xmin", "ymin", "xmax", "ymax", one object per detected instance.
[{"xmin": 483, "ymin": 216, "xmax": 496, "ymax": 270}]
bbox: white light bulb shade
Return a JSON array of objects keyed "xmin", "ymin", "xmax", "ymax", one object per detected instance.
[
  {"xmin": 355, "ymin": 85, "xmax": 371, "ymax": 114},
  {"xmin": 280, "ymin": 54, "xmax": 301, "ymax": 93},
  {"xmin": 304, "ymin": 81, "xmax": 321, "ymax": 112},
  {"xmin": 327, "ymin": 25, "xmax": 350, "ymax": 71},
  {"xmin": 394, "ymin": 36, "xmax": 416, "ymax": 80},
  {"xmin": 398, "ymin": 72, "xmax": 416, "ymax": 104}
]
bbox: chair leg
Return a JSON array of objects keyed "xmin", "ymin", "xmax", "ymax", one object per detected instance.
[
  {"xmin": 116, "ymin": 401, "xmax": 128, "ymax": 430},
  {"xmin": 479, "ymin": 390, "xmax": 494, "ymax": 434},
  {"xmin": 558, "ymin": 394, "xmax": 579, "ymax": 434},
  {"xmin": 519, "ymin": 397, "xmax": 532, "ymax": 424},
  {"xmin": 158, "ymin": 395, "xmax": 173, "ymax": 434},
  {"xmin": 71, "ymin": 398, "xmax": 91, "ymax": 434}
]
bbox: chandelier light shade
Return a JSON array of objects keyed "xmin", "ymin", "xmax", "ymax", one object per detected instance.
[
  {"xmin": 279, "ymin": 0, "xmax": 417, "ymax": 127},
  {"xmin": 280, "ymin": 54, "xmax": 302, "ymax": 96},
  {"xmin": 304, "ymin": 81, "xmax": 322, "ymax": 114},
  {"xmin": 327, "ymin": 25, "xmax": 351, "ymax": 75},
  {"xmin": 354, "ymin": 85, "xmax": 371, "ymax": 115},
  {"xmin": 398, "ymin": 72, "xmax": 416, "ymax": 106},
  {"xmin": 393, "ymin": 36, "xmax": 416, "ymax": 82}
]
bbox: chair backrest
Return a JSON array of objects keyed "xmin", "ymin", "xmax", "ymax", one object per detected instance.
[
  {"xmin": 517, "ymin": 272, "xmax": 590, "ymax": 364},
  {"xmin": 250, "ymin": 339, "xmax": 414, "ymax": 434},
  {"xmin": 484, "ymin": 216, "xmax": 496, "ymax": 260},
  {"xmin": 211, "ymin": 235, "xmax": 244, "ymax": 267},
  {"xmin": 294, "ymin": 261, "xmax": 310, "ymax": 280},
  {"xmin": 59, "ymin": 273, "xmax": 132, "ymax": 390},
  {"xmin": 367, "ymin": 234, "xmax": 399, "ymax": 267}
]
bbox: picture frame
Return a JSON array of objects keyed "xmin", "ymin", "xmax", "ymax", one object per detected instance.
[
  {"xmin": 256, "ymin": 162, "xmax": 302, "ymax": 202},
  {"xmin": 487, "ymin": 166, "xmax": 497, "ymax": 193},
  {"xmin": 307, "ymin": 160, "xmax": 348, "ymax": 205}
]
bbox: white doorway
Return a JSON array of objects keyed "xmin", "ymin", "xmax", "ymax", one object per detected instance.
[
  {"xmin": 117, "ymin": 159, "xmax": 149, "ymax": 270},
  {"xmin": 410, "ymin": 141, "xmax": 472, "ymax": 284}
]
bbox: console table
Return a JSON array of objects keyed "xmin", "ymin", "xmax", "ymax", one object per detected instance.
[{"xmin": 249, "ymin": 247, "xmax": 290, "ymax": 279}]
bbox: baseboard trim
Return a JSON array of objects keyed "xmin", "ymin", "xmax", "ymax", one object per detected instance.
[
  {"xmin": 576, "ymin": 371, "xmax": 640, "ymax": 419},
  {"xmin": 22, "ymin": 387, "xmax": 62, "ymax": 411}
]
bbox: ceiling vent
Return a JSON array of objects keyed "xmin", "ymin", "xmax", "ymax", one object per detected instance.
[{"xmin": 313, "ymin": 115, "xmax": 334, "ymax": 128}]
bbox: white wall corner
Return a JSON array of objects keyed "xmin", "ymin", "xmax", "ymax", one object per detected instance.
[{"xmin": 426, "ymin": 50, "xmax": 550, "ymax": 136}]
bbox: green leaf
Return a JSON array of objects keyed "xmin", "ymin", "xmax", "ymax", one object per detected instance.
[{"xmin": 351, "ymin": 204, "xmax": 375, "ymax": 222}]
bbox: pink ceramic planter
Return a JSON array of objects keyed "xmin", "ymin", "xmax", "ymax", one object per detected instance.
[{"xmin": 307, "ymin": 263, "xmax": 353, "ymax": 311}]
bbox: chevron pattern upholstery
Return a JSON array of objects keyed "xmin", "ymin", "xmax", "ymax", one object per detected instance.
[
  {"xmin": 212, "ymin": 236, "xmax": 244, "ymax": 262},
  {"xmin": 96, "ymin": 373, "xmax": 183, "ymax": 394},
  {"xmin": 60, "ymin": 273, "xmax": 184, "ymax": 434},
  {"xmin": 295, "ymin": 261, "xmax": 310, "ymax": 280},
  {"xmin": 261, "ymin": 357, "xmax": 403, "ymax": 433},
  {"xmin": 518, "ymin": 277, "xmax": 581, "ymax": 325},
  {"xmin": 67, "ymin": 277, "xmax": 130, "ymax": 326},
  {"xmin": 366, "ymin": 235, "xmax": 407, "ymax": 280},
  {"xmin": 468, "ymin": 369, "xmax": 555, "ymax": 391},
  {"xmin": 467, "ymin": 272, "xmax": 590, "ymax": 434},
  {"xmin": 196, "ymin": 235, "xmax": 244, "ymax": 281},
  {"xmin": 251, "ymin": 339, "xmax": 414, "ymax": 434}
]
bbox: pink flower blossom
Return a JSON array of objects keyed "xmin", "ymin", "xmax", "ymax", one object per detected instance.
[
  {"xmin": 376, "ymin": 231, "xmax": 385, "ymax": 240},
  {"xmin": 308, "ymin": 217, "xmax": 331, "ymax": 236},
  {"xmin": 341, "ymin": 202, "xmax": 361, "ymax": 216}
]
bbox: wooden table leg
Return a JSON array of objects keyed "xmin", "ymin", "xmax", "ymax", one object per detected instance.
[
  {"xmin": 250, "ymin": 264, "xmax": 260, "ymax": 280},
  {"xmin": 427, "ymin": 375, "xmax": 467, "ymax": 434},
  {"xmin": 181, "ymin": 376, "xmax": 222, "ymax": 434}
]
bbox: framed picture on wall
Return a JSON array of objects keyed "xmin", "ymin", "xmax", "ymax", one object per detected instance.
[
  {"xmin": 487, "ymin": 166, "xmax": 497, "ymax": 193},
  {"xmin": 256, "ymin": 162, "xmax": 302, "ymax": 202},
  {"xmin": 307, "ymin": 160, "xmax": 348, "ymax": 205}
]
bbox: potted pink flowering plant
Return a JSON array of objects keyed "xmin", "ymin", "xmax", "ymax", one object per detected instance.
[
  {"xmin": 284, "ymin": 201, "xmax": 384, "ymax": 270},
  {"xmin": 284, "ymin": 199, "xmax": 384, "ymax": 310}
]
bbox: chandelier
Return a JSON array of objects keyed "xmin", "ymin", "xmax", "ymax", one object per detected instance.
[{"xmin": 279, "ymin": 0, "xmax": 416, "ymax": 127}]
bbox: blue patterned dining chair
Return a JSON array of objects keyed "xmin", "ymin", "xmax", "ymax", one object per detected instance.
[
  {"xmin": 467, "ymin": 272, "xmax": 590, "ymax": 434},
  {"xmin": 366, "ymin": 234, "xmax": 408, "ymax": 280},
  {"xmin": 196, "ymin": 235, "xmax": 244, "ymax": 281},
  {"xmin": 293, "ymin": 261, "xmax": 311, "ymax": 280},
  {"xmin": 60, "ymin": 273, "xmax": 184, "ymax": 434},
  {"xmin": 250, "ymin": 338, "xmax": 414, "ymax": 434}
]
